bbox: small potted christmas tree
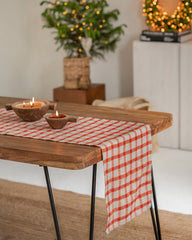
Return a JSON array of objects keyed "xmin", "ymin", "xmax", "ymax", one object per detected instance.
[{"xmin": 40, "ymin": 0, "xmax": 126, "ymax": 89}]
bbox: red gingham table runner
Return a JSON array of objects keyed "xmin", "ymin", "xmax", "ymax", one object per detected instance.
[{"xmin": 0, "ymin": 108, "xmax": 152, "ymax": 233}]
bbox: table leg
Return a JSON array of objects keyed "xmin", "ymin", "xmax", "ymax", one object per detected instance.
[
  {"xmin": 150, "ymin": 206, "xmax": 159, "ymax": 240},
  {"xmin": 89, "ymin": 164, "xmax": 97, "ymax": 240},
  {"xmin": 43, "ymin": 166, "xmax": 62, "ymax": 240},
  {"xmin": 150, "ymin": 167, "xmax": 162, "ymax": 240}
]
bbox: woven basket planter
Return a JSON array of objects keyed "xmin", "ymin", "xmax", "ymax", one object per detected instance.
[{"xmin": 63, "ymin": 57, "xmax": 91, "ymax": 89}]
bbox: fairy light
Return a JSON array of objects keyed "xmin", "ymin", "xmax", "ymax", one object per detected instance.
[{"xmin": 143, "ymin": 0, "xmax": 192, "ymax": 32}]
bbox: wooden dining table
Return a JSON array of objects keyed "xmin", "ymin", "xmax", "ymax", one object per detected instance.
[{"xmin": 0, "ymin": 96, "xmax": 172, "ymax": 240}]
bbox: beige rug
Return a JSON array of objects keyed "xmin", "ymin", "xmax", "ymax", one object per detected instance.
[{"xmin": 0, "ymin": 179, "xmax": 191, "ymax": 240}]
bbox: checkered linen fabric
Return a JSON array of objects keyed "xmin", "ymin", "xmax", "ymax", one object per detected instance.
[{"xmin": 0, "ymin": 108, "xmax": 152, "ymax": 233}]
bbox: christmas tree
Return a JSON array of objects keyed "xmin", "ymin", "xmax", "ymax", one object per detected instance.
[{"xmin": 40, "ymin": 0, "xmax": 126, "ymax": 58}]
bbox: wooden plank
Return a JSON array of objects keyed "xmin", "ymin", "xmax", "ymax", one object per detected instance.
[
  {"xmin": 56, "ymin": 102, "xmax": 172, "ymax": 136},
  {"xmin": 0, "ymin": 96, "xmax": 172, "ymax": 170},
  {"xmin": 0, "ymin": 135, "xmax": 102, "ymax": 170}
]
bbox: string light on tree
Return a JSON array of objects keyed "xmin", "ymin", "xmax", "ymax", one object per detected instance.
[
  {"xmin": 41, "ymin": 0, "xmax": 126, "ymax": 58},
  {"xmin": 143, "ymin": 0, "xmax": 192, "ymax": 32}
]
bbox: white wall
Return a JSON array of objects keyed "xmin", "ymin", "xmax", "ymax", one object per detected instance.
[{"xmin": 0, "ymin": 0, "xmax": 145, "ymax": 100}]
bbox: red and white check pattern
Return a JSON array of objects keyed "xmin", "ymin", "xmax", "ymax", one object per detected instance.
[{"xmin": 0, "ymin": 108, "xmax": 152, "ymax": 233}]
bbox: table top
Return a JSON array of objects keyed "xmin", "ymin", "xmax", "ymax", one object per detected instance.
[{"xmin": 0, "ymin": 96, "xmax": 172, "ymax": 170}]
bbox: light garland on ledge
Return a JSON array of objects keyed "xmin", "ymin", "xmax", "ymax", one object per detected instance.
[{"xmin": 143, "ymin": 0, "xmax": 192, "ymax": 32}]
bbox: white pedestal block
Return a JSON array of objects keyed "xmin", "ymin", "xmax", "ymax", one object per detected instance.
[
  {"xmin": 180, "ymin": 41, "xmax": 192, "ymax": 150},
  {"xmin": 133, "ymin": 41, "xmax": 180, "ymax": 148}
]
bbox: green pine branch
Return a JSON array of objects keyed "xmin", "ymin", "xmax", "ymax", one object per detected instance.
[{"xmin": 40, "ymin": 0, "xmax": 127, "ymax": 59}]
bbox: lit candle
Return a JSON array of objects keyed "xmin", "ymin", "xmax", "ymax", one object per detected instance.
[
  {"xmin": 49, "ymin": 111, "xmax": 65, "ymax": 119},
  {"xmin": 45, "ymin": 112, "xmax": 78, "ymax": 129},
  {"xmin": 21, "ymin": 97, "xmax": 43, "ymax": 108}
]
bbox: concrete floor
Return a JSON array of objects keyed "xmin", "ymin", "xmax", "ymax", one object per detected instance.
[
  {"xmin": 0, "ymin": 147, "xmax": 192, "ymax": 215},
  {"xmin": 152, "ymin": 148, "xmax": 192, "ymax": 214}
]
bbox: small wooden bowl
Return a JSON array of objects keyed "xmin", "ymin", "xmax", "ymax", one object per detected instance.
[
  {"xmin": 5, "ymin": 100, "xmax": 56, "ymax": 122},
  {"xmin": 45, "ymin": 113, "xmax": 78, "ymax": 129}
]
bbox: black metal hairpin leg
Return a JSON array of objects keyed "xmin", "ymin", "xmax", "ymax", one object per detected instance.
[
  {"xmin": 151, "ymin": 167, "xmax": 162, "ymax": 240},
  {"xmin": 43, "ymin": 166, "xmax": 62, "ymax": 240},
  {"xmin": 150, "ymin": 206, "xmax": 159, "ymax": 240},
  {"xmin": 89, "ymin": 164, "xmax": 97, "ymax": 240},
  {"xmin": 150, "ymin": 167, "xmax": 162, "ymax": 240}
]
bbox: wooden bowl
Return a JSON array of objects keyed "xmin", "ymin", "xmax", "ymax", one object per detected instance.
[
  {"xmin": 45, "ymin": 113, "xmax": 78, "ymax": 129},
  {"xmin": 5, "ymin": 100, "xmax": 56, "ymax": 122}
]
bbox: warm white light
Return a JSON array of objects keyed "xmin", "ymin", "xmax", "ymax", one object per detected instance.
[
  {"xmin": 56, "ymin": 111, "xmax": 59, "ymax": 117},
  {"xmin": 30, "ymin": 101, "xmax": 33, "ymax": 107},
  {"xmin": 32, "ymin": 97, "xmax": 35, "ymax": 104}
]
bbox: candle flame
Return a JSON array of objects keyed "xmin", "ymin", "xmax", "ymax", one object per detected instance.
[
  {"xmin": 30, "ymin": 101, "xmax": 32, "ymax": 107},
  {"xmin": 56, "ymin": 111, "xmax": 59, "ymax": 117},
  {"xmin": 23, "ymin": 102, "xmax": 26, "ymax": 107},
  {"xmin": 32, "ymin": 97, "xmax": 35, "ymax": 104}
]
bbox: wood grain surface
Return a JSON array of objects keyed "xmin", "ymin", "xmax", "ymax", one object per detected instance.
[
  {"xmin": 53, "ymin": 84, "xmax": 106, "ymax": 104},
  {"xmin": 0, "ymin": 96, "xmax": 172, "ymax": 170}
]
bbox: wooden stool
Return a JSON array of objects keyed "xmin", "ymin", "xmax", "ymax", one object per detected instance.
[{"xmin": 53, "ymin": 84, "xmax": 105, "ymax": 104}]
